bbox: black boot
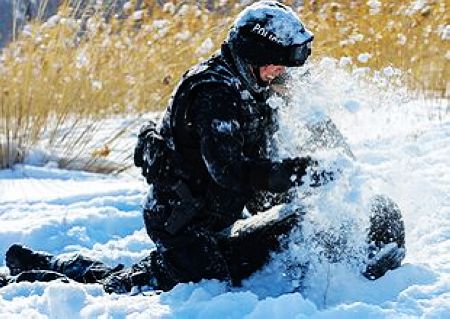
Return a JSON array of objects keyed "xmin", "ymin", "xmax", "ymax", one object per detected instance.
[
  {"xmin": 363, "ymin": 195, "xmax": 406, "ymax": 280},
  {"xmin": 102, "ymin": 252, "xmax": 160, "ymax": 294},
  {"xmin": 0, "ymin": 273, "xmax": 9, "ymax": 288},
  {"xmin": 5, "ymin": 244, "xmax": 53, "ymax": 276},
  {"xmin": 13, "ymin": 270, "xmax": 70, "ymax": 284},
  {"xmin": 102, "ymin": 270, "xmax": 134, "ymax": 294},
  {"xmin": 51, "ymin": 253, "xmax": 123, "ymax": 284}
]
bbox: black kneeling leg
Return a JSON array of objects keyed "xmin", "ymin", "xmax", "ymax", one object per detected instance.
[{"xmin": 218, "ymin": 207, "xmax": 301, "ymax": 285}]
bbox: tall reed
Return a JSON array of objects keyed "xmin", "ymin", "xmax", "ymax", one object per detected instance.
[{"xmin": 0, "ymin": 0, "xmax": 447, "ymax": 170}]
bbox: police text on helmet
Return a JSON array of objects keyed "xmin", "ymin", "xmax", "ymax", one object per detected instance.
[{"xmin": 251, "ymin": 24, "xmax": 283, "ymax": 45}]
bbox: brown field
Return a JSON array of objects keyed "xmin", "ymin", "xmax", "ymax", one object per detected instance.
[{"xmin": 0, "ymin": 0, "xmax": 448, "ymax": 170}]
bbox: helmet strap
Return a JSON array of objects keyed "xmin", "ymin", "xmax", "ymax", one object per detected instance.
[
  {"xmin": 251, "ymin": 66, "xmax": 269, "ymax": 87},
  {"xmin": 227, "ymin": 42, "xmax": 265, "ymax": 94}
]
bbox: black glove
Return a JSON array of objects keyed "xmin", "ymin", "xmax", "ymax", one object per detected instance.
[
  {"xmin": 290, "ymin": 157, "xmax": 338, "ymax": 188},
  {"xmin": 248, "ymin": 157, "xmax": 337, "ymax": 193},
  {"xmin": 266, "ymin": 156, "xmax": 314, "ymax": 193},
  {"xmin": 309, "ymin": 167, "xmax": 336, "ymax": 187}
]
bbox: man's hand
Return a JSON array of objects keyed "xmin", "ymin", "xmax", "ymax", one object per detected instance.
[
  {"xmin": 309, "ymin": 166, "xmax": 337, "ymax": 187},
  {"xmin": 283, "ymin": 156, "xmax": 314, "ymax": 180},
  {"xmin": 289, "ymin": 157, "xmax": 338, "ymax": 188},
  {"xmin": 266, "ymin": 156, "xmax": 338, "ymax": 193},
  {"xmin": 267, "ymin": 156, "xmax": 313, "ymax": 193}
]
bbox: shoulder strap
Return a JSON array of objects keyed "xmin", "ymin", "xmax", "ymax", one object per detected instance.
[{"xmin": 170, "ymin": 74, "xmax": 239, "ymax": 151}]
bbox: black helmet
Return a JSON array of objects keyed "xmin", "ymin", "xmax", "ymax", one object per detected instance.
[{"xmin": 227, "ymin": 1, "xmax": 314, "ymax": 67}]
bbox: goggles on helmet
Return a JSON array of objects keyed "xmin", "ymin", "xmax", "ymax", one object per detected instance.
[{"xmin": 287, "ymin": 40, "xmax": 313, "ymax": 67}]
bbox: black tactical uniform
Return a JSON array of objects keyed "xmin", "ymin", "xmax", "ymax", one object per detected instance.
[
  {"xmin": 139, "ymin": 43, "xmax": 304, "ymax": 290},
  {"xmin": 132, "ymin": 1, "xmax": 319, "ymax": 290}
]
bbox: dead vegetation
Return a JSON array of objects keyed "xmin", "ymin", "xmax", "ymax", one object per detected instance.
[{"xmin": 0, "ymin": 0, "xmax": 448, "ymax": 170}]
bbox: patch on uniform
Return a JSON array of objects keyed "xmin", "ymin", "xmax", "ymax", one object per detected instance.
[{"xmin": 211, "ymin": 119, "xmax": 240, "ymax": 135}]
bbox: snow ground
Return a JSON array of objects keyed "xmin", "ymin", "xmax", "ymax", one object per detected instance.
[{"xmin": 0, "ymin": 59, "xmax": 449, "ymax": 318}]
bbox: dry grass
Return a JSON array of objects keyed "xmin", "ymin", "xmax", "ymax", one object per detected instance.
[
  {"xmin": 0, "ymin": 2, "xmax": 229, "ymax": 170},
  {"xmin": 0, "ymin": 0, "xmax": 448, "ymax": 170},
  {"xmin": 299, "ymin": 0, "xmax": 449, "ymax": 95}
]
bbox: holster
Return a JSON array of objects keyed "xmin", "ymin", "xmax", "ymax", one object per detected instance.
[{"xmin": 163, "ymin": 180, "xmax": 204, "ymax": 235}]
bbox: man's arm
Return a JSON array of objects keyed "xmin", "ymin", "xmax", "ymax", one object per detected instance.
[{"xmin": 192, "ymin": 85, "xmax": 312, "ymax": 195}]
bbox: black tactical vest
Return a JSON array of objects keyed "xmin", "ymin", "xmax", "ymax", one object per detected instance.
[
  {"xmin": 155, "ymin": 44, "xmax": 278, "ymax": 225},
  {"xmin": 164, "ymin": 46, "xmax": 275, "ymax": 163}
]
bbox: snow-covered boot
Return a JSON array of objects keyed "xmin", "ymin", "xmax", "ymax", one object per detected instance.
[
  {"xmin": 102, "ymin": 252, "xmax": 159, "ymax": 294},
  {"xmin": 102, "ymin": 269, "xmax": 134, "ymax": 294},
  {"xmin": 5, "ymin": 244, "xmax": 53, "ymax": 276},
  {"xmin": 363, "ymin": 195, "xmax": 406, "ymax": 280},
  {"xmin": 51, "ymin": 253, "xmax": 123, "ymax": 284}
]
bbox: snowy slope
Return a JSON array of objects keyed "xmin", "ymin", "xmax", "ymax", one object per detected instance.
[{"xmin": 0, "ymin": 59, "xmax": 449, "ymax": 318}]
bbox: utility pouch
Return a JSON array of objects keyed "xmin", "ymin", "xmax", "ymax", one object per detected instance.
[
  {"xmin": 134, "ymin": 121, "xmax": 168, "ymax": 184},
  {"xmin": 134, "ymin": 121, "xmax": 156, "ymax": 168}
]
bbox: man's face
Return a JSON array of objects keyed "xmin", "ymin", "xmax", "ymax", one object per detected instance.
[{"xmin": 258, "ymin": 65, "xmax": 286, "ymax": 84}]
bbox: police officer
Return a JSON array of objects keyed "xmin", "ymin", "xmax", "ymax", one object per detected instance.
[{"xmin": 134, "ymin": 0, "xmax": 318, "ymax": 290}]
